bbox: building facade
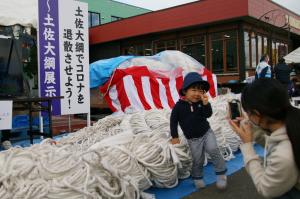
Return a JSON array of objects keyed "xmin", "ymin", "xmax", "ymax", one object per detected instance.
[
  {"xmin": 80, "ymin": 0, "xmax": 151, "ymax": 27},
  {"xmin": 89, "ymin": 0, "xmax": 300, "ymax": 83}
]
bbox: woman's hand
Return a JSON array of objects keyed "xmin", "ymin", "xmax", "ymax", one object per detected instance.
[
  {"xmin": 229, "ymin": 117, "xmax": 253, "ymax": 143},
  {"xmin": 171, "ymin": 138, "xmax": 180, "ymax": 145},
  {"xmin": 201, "ymin": 93, "xmax": 209, "ymax": 105}
]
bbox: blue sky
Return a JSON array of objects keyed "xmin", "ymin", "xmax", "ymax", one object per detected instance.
[{"xmin": 114, "ymin": 0, "xmax": 300, "ymax": 14}]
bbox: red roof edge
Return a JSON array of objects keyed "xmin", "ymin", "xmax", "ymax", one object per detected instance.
[{"xmin": 89, "ymin": 0, "xmax": 249, "ymax": 45}]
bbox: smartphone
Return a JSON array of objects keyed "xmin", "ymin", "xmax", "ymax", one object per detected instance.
[{"xmin": 228, "ymin": 99, "xmax": 241, "ymax": 120}]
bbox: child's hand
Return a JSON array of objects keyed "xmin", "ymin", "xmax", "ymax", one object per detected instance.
[
  {"xmin": 201, "ymin": 93, "xmax": 209, "ymax": 105},
  {"xmin": 171, "ymin": 138, "xmax": 180, "ymax": 145}
]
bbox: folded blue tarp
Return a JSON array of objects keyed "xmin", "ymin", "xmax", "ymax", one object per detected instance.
[{"xmin": 90, "ymin": 56, "xmax": 133, "ymax": 88}]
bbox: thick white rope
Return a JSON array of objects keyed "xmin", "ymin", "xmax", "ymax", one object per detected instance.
[
  {"xmin": 0, "ymin": 144, "xmax": 140, "ymax": 199},
  {"xmin": 0, "ymin": 93, "xmax": 241, "ymax": 199}
]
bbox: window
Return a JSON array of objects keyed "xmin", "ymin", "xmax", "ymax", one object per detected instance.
[
  {"xmin": 270, "ymin": 41, "xmax": 288, "ymax": 65},
  {"xmin": 166, "ymin": 40, "xmax": 176, "ymax": 50},
  {"xmin": 244, "ymin": 31, "xmax": 269, "ymax": 68},
  {"xmin": 144, "ymin": 43, "xmax": 152, "ymax": 56},
  {"xmin": 181, "ymin": 35, "xmax": 206, "ymax": 65},
  {"xmin": 136, "ymin": 44, "xmax": 144, "ymax": 56},
  {"xmin": 154, "ymin": 40, "xmax": 177, "ymax": 53},
  {"xmin": 211, "ymin": 40, "xmax": 223, "ymax": 73},
  {"xmin": 111, "ymin": 16, "xmax": 123, "ymax": 22},
  {"xmin": 122, "ymin": 43, "xmax": 153, "ymax": 56},
  {"xmin": 272, "ymin": 41, "xmax": 276, "ymax": 65},
  {"xmin": 257, "ymin": 35, "xmax": 262, "ymax": 65},
  {"xmin": 278, "ymin": 43, "xmax": 288, "ymax": 59},
  {"xmin": 263, "ymin": 37, "xmax": 268, "ymax": 54},
  {"xmin": 88, "ymin": 12, "xmax": 100, "ymax": 27},
  {"xmin": 251, "ymin": 35, "xmax": 257, "ymax": 68},
  {"xmin": 123, "ymin": 46, "xmax": 136, "ymax": 55},
  {"xmin": 210, "ymin": 30, "xmax": 238, "ymax": 73},
  {"xmin": 155, "ymin": 41, "xmax": 165, "ymax": 53},
  {"xmin": 244, "ymin": 32, "xmax": 250, "ymax": 68},
  {"xmin": 226, "ymin": 39, "xmax": 237, "ymax": 72},
  {"xmin": 245, "ymin": 30, "xmax": 288, "ymax": 67}
]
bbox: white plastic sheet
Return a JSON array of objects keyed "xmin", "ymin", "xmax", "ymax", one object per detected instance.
[
  {"xmin": 284, "ymin": 47, "xmax": 300, "ymax": 64},
  {"xmin": 119, "ymin": 50, "xmax": 205, "ymax": 75},
  {"xmin": 0, "ymin": 0, "xmax": 37, "ymax": 28}
]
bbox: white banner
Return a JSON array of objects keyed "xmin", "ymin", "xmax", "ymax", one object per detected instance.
[
  {"xmin": 59, "ymin": 0, "xmax": 90, "ymax": 115},
  {"xmin": 0, "ymin": 101, "xmax": 13, "ymax": 130}
]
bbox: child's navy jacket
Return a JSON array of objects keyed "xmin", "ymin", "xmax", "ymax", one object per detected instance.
[{"xmin": 170, "ymin": 99, "xmax": 212, "ymax": 139}]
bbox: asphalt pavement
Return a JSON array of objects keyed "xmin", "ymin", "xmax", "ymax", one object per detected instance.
[{"xmin": 183, "ymin": 168, "xmax": 264, "ymax": 199}]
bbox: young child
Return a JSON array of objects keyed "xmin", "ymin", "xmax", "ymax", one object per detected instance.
[{"xmin": 170, "ymin": 72, "xmax": 227, "ymax": 190}]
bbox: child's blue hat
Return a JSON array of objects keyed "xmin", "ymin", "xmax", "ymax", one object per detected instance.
[{"xmin": 180, "ymin": 72, "xmax": 210, "ymax": 96}]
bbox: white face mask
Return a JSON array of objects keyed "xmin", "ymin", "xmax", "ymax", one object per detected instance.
[
  {"xmin": 248, "ymin": 119, "xmax": 260, "ymax": 129},
  {"xmin": 248, "ymin": 117, "xmax": 271, "ymax": 133}
]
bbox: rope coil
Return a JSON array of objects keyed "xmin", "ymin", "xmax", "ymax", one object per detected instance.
[{"xmin": 0, "ymin": 93, "xmax": 241, "ymax": 198}]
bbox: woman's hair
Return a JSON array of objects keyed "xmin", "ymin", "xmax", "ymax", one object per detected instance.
[{"xmin": 241, "ymin": 78, "xmax": 300, "ymax": 169}]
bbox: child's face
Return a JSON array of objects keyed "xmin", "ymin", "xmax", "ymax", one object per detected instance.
[{"xmin": 184, "ymin": 87, "xmax": 204, "ymax": 103}]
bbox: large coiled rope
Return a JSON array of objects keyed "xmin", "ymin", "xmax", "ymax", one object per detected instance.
[
  {"xmin": 0, "ymin": 144, "xmax": 140, "ymax": 199},
  {"xmin": 0, "ymin": 93, "xmax": 241, "ymax": 199}
]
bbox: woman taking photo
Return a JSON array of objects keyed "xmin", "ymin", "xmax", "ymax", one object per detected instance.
[{"xmin": 229, "ymin": 78, "xmax": 300, "ymax": 198}]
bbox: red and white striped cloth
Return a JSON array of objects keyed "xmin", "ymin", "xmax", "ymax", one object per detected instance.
[{"xmin": 100, "ymin": 66, "xmax": 217, "ymax": 113}]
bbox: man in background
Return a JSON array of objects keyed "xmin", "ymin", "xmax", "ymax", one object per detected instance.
[
  {"xmin": 274, "ymin": 57, "xmax": 291, "ymax": 88},
  {"xmin": 255, "ymin": 54, "xmax": 272, "ymax": 79}
]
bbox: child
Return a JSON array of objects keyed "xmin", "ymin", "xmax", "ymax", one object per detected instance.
[{"xmin": 170, "ymin": 72, "xmax": 227, "ymax": 190}]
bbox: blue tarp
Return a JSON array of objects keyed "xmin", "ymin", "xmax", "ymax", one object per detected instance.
[
  {"xmin": 146, "ymin": 144, "xmax": 264, "ymax": 199},
  {"xmin": 90, "ymin": 56, "xmax": 133, "ymax": 88}
]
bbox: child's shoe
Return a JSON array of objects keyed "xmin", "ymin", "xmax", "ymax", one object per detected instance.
[
  {"xmin": 194, "ymin": 179, "xmax": 206, "ymax": 189},
  {"xmin": 216, "ymin": 175, "xmax": 227, "ymax": 190}
]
